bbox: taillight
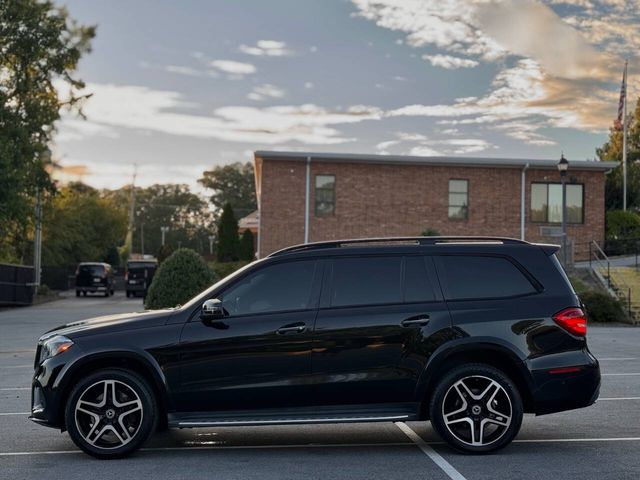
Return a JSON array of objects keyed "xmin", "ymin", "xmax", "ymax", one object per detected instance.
[
  {"xmin": 553, "ymin": 307, "xmax": 587, "ymax": 337},
  {"xmin": 125, "ymin": 271, "xmax": 128, "ymax": 281}
]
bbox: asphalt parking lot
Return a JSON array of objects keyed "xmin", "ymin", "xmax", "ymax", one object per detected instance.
[{"xmin": 1, "ymin": 293, "xmax": 639, "ymax": 479}]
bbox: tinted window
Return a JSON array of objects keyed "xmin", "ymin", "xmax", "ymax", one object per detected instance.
[
  {"xmin": 78, "ymin": 265, "xmax": 105, "ymax": 276},
  {"xmin": 331, "ymin": 257, "xmax": 401, "ymax": 307},
  {"xmin": 448, "ymin": 179, "xmax": 468, "ymax": 220},
  {"xmin": 404, "ymin": 256, "xmax": 436, "ymax": 303},
  {"xmin": 315, "ymin": 175, "xmax": 335, "ymax": 216},
  {"xmin": 438, "ymin": 256, "xmax": 536, "ymax": 300},
  {"xmin": 531, "ymin": 183, "xmax": 583, "ymax": 224},
  {"xmin": 221, "ymin": 260, "xmax": 316, "ymax": 315}
]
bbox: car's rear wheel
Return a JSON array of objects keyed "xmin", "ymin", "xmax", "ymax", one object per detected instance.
[
  {"xmin": 75, "ymin": 290, "xmax": 80, "ymax": 297},
  {"xmin": 429, "ymin": 363, "xmax": 523, "ymax": 454},
  {"xmin": 65, "ymin": 369, "xmax": 157, "ymax": 459}
]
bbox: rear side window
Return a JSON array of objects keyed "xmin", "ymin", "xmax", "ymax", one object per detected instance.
[
  {"xmin": 331, "ymin": 257, "xmax": 402, "ymax": 307},
  {"xmin": 437, "ymin": 255, "xmax": 536, "ymax": 300}
]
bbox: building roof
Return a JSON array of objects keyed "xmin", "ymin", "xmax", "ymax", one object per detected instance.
[{"xmin": 255, "ymin": 150, "xmax": 618, "ymax": 172}]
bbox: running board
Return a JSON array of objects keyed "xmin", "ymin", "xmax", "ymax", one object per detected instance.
[{"xmin": 168, "ymin": 404, "xmax": 419, "ymax": 428}]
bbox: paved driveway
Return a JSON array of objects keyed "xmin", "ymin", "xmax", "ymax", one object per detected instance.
[{"xmin": 1, "ymin": 293, "xmax": 639, "ymax": 479}]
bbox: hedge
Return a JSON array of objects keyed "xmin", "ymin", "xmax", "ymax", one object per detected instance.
[
  {"xmin": 145, "ymin": 248, "xmax": 216, "ymax": 309},
  {"xmin": 580, "ymin": 290, "xmax": 626, "ymax": 323}
]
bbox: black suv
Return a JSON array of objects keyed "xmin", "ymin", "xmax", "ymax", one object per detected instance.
[
  {"xmin": 31, "ymin": 237, "xmax": 600, "ymax": 458},
  {"xmin": 75, "ymin": 262, "xmax": 115, "ymax": 297},
  {"xmin": 125, "ymin": 259, "xmax": 157, "ymax": 298}
]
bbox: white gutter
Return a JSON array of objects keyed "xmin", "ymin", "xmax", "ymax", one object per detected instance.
[
  {"xmin": 521, "ymin": 163, "xmax": 529, "ymax": 240},
  {"xmin": 304, "ymin": 156, "xmax": 311, "ymax": 243}
]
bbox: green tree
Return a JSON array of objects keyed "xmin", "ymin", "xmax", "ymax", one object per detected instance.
[
  {"xmin": 597, "ymin": 97, "xmax": 640, "ymax": 210},
  {"xmin": 103, "ymin": 244, "xmax": 120, "ymax": 267},
  {"xmin": 0, "ymin": 0, "xmax": 95, "ymax": 263},
  {"xmin": 199, "ymin": 162, "xmax": 257, "ymax": 219},
  {"xmin": 145, "ymin": 248, "xmax": 216, "ymax": 309},
  {"xmin": 216, "ymin": 203, "xmax": 239, "ymax": 262},
  {"xmin": 42, "ymin": 184, "xmax": 127, "ymax": 267},
  {"xmin": 156, "ymin": 243, "xmax": 174, "ymax": 264},
  {"xmin": 106, "ymin": 184, "xmax": 215, "ymax": 257},
  {"xmin": 239, "ymin": 229, "xmax": 255, "ymax": 261}
]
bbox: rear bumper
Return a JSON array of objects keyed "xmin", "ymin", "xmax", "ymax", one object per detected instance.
[
  {"xmin": 126, "ymin": 283, "xmax": 146, "ymax": 292},
  {"xmin": 528, "ymin": 349, "xmax": 600, "ymax": 415}
]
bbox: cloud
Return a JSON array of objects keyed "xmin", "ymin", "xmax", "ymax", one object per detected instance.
[
  {"xmin": 352, "ymin": 0, "xmax": 634, "ymax": 145},
  {"xmin": 239, "ymin": 40, "xmax": 292, "ymax": 57},
  {"xmin": 55, "ymin": 83, "xmax": 383, "ymax": 146},
  {"xmin": 210, "ymin": 60, "xmax": 257, "ymax": 75},
  {"xmin": 164, "ymin": 65, "xmax": 202, "ymax": 77},
  {"xmin": 374, "ymin": 131, "xmax": 493, "ymax": 156},
  {"xmin": 247, "ymin": 84, "xmax": 285, "ymax": 101},
  {"xmin": 423, "ymin": 54, "xmax": 479, "ymax": 69}
]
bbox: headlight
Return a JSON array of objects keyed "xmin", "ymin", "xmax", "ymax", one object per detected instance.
[{"xmin": 39, "ymin": 335, "xmax": 74, "ymax": 364}]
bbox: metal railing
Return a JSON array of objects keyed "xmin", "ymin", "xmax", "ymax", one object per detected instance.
[{"xmin": 589, "ymin": 240, "xmax": 632, "ymax": 316}]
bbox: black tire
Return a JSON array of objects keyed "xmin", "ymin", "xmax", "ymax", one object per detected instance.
[
  {"xmin": 126, "ymin": 291, "xmax": 131, "ymax": 298},
  {"xmin": 429, "ymin": 363, "xmax": 523, "ymax": 454},
  {"xmin": 103, "ymin": 290, "xmax": 109, "ymax": 297},
  {"xmin": 82, "ymin": 291, "xmax": 87, "ymax": 297},
  {"xmin": 65, "ymin": 369, "xmax": 158, "ymax": 459},
  {"xmin": 76, "ymin": 290, "xmax": 80, "ymax": 297}
]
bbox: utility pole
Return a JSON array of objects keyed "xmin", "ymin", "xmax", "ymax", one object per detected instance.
[
  {"xmin": 125, "ymin": 165, "xmax": 137, "ymax": 255},
  {"xmin": 622, "ymin": 60, "xmax": 628, "ymax": 211},
  {"xmin": 33, "ymin": 190, "xmax": 42, "ymax": 292},
  {"xmin": 140, "ymin": 222, "xmax": 145, "ymax": 255}
]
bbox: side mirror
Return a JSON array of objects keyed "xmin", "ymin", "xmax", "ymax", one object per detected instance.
[{"xmin": 201, "ymin": 298, "xmax": 225, "ymax": 321}]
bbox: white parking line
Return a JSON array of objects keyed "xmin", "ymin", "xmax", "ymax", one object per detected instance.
[
  {"xmin": 395, "ymin": 422, "xmax": 467, "ymax": 480},
  {"xmin": 598, "ymin": 358, "xmax": 637, "ymax": 361},
  {"xmin": 0, "ymin": 365, "xmax": 31, "ymax": 369},
  {"xmin": 1, "ymin": 436, "xmax": 640, "ymax": 457},
  {"xmin": 0, "ymin": 412, "xmax": 29, "ymax": 416},
  {"xmin": 598, "ymin": 397, "xmax": 640, "ymax": 401},
  {"xmin": 0, "ymin": 387, "xmax": 29, "ymax": 391},
  {"xmin": 602, "ymin": 373, "xmax": 640, "ymax": 376}
]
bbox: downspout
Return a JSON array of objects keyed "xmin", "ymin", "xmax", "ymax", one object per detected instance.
[
  {"xmin": 521, "ymin": 163, "xmax": 529, "ymax": 240},
  {"xmin": 304, "ymin": 156, "xmax": 311, "ymax": 244}
]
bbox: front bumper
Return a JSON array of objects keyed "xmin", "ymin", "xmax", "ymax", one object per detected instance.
[
  {"xmin": 29, "ymin": 352, "xmax": 74, "ymax": 430},
  {"xmin": 528, "ymin": 349, "xmax": 600, "ymax": 415}
]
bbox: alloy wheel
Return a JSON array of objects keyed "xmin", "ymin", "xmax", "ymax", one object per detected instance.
[
  {"xmin": 441, "ymin": 375, "xmax": 512, "ymax": 447},
  {"xmin": 74, "ymin": 379, "xmax": 143, "ymax": 449}
]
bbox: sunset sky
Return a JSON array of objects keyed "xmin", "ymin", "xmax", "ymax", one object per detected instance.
[{"xmin": 52, "ymin": 0, "xmax": 638, "ymax": 190}]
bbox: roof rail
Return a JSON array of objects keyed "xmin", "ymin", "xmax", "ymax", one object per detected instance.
[{"xmin": 267, "ymin": 236, "xmax": 529, "ymax": 257}]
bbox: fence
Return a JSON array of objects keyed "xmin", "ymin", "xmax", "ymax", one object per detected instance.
[{"xmin": 0, "ymin": 263, "xmax": 35, "ymax": 306}]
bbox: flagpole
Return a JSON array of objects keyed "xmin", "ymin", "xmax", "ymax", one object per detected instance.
[{"xmin": 623, "ymin": 59, "xmax": 628, "ymax": 211}]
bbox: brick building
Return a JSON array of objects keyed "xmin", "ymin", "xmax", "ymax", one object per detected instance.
[{"xmin": 253, "ymin": 151, "xmax": 617, "ymax": 261}]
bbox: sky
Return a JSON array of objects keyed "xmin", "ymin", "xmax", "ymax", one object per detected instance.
[{"xmin": 51, "ymin": 0, "xmax": 639, "ymax": 191}]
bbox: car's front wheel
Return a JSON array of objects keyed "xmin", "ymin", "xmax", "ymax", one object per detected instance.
[
  {"xmin": 429, "ymin": 363, "xmax": 523, "ymax": 454},
  {"xmin": 65, "ymin": 369, "xmax": 157, "ymax": 459}
]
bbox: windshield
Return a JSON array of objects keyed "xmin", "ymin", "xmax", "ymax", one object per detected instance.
[
  {"xmin": 179, "ymin": 260, "xmax": 259, "ymax": 311},
  {"xmin": 127, "ymin": 262, "xmax": 156, "ymax": 270}
]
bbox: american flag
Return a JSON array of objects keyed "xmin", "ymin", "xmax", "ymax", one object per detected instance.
[{"xmin": 615, "ymin": 62, "xmax": 627, "ymax": 131}]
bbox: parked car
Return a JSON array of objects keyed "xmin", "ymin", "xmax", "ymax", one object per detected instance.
[
  {"xmin": 31, "ymin": 237, "xmax": 600, "ymax": 458},
  {"xmin": 125, "ymin": 259, "xmax": 157, "ymax": 298},
  {"xmin": 75, "ymin": 262, "xmax": 115, "ymax": 297}
]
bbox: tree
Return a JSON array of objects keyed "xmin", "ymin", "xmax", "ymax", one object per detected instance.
[
  {"xmin": 106, "ymin": 184, "xmax": 215, "ymax": 257},
  {"xmin": 239, "ymin": 229, "xmax": 255, "ymax": 261},
  {"xmin": 41, "ymin": 184, "xmax": 128, "ymax": 267},
  {"xmin": 0, "ymin": 1, "xmax": 95, "ymax": 263},
  {"xmin": 597, "ymin": 97, "xmax": 640, "ymax": 210},
  {"xmin": 145, "ymin": 248, "xmax": 216, "ymax": 309},
  {"xmin": 216, "ymin": 203, "xmax": 239, "ymax": 262},
  {"xmin": 156, "ymin": 244, "xmax": 174, "ymax": 264},
  {"xmin": 103, "ymin": 245, "xmax": 120, "ymax": 267},
  {"xmin": 199, "ymin": 162, "xmax": 257, "ymax": 219}
]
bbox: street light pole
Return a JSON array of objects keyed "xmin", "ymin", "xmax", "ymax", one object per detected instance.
[
  {"xmin": 208, "ymin": 234, "xmax": 216, "ymax": 255},
  {"xmin": 557, "ymin": 154, "xmax": 569, "ymax": 265},
  {"xmin": 161, "ymin": 226, "xmax": 169, "ymax": 246}
]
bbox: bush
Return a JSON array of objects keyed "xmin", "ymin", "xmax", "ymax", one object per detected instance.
[
  {"xmin": 579, "ymin": 290, "xmax": 626, "ymax": 323},
  {"xmin": 156, "ymin": 244, "xmax": 174, "ymax": 264},
  {"xmin": 421, "ymin": 228, "xmax": 441, "ymax": 236},
  {"xmin": 211, "ymin": 261, "xmax": 249, "ymax": 280},
  {"xmin": 239, "ymin": 229, "xmax": 255, "ymax": 261},
  {"xmin": 145, "ymin": 248, "xmax": 216, "ymax": 309},
  {"xmin": 606, "ymin": 210, "xmax": 640, "ymax": 240}
]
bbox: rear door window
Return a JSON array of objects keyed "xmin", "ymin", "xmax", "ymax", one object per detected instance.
[
  {"xmin": 436, "ymin": 255, "xmax": 536, "ymax": 300},
  {"xmin": 79, "ymin": 265, "xmax": 105, "ymax": 276},
  {"xmin": 403, "ymin": 256, "xmax": 437, "ymax": 303},
  {"xmin": 330, "ymin": 257, "xmax": 402, "ymax": 307}
]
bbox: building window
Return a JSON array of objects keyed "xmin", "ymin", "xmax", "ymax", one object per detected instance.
[
  {"xmin": 531, "ymin": 182, "xmax": 583, "ymax": 224},
  {"xmin": 315, "ymin": 175, "xmax": 335, "ymax": 216},
  {"xmin": 448, "ymin": 179, "xmax": 468, "ymax": 220}
]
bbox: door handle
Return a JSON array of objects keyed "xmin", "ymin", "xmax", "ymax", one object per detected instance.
[
  {"xmin": 277, "ymin": 324, "xmax": 307, "ymax": 334},
  {"xmin": 401, "ymin": 316, "xmax": 430, "ymax": 327}
]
